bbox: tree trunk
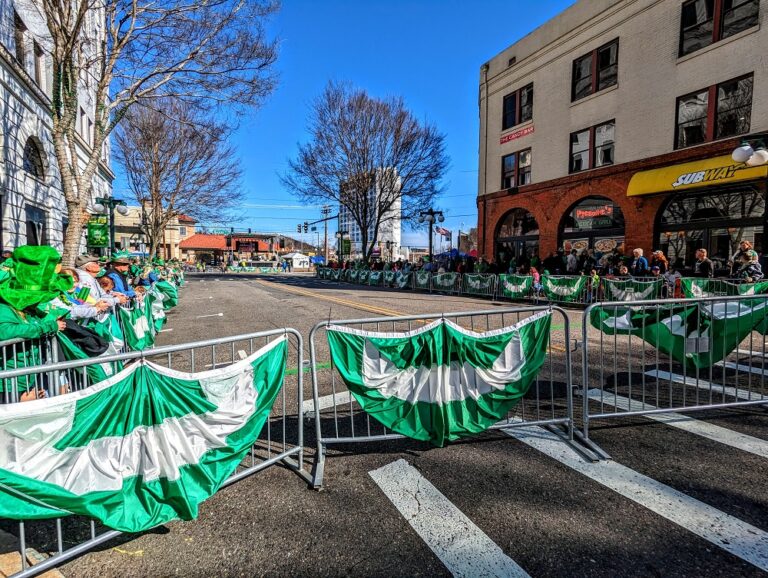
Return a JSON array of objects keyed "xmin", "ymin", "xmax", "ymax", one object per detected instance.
[{"xmin": 61, "ymin": 199, "xmax": 84, "ymax": 264}]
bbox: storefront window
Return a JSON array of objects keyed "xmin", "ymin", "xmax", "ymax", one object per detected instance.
[
  {"xmin": 656, "ymin": 186, "xmax": 764, "ymax": 273},
  {"xmin": 560, "ymin": 196, "xmax": 625, "ymax": 257},
  {"xmin": 495, "ymin": 208, "xmax": 539, "ymax": 269}
]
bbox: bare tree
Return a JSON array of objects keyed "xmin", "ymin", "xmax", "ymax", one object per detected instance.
[
  {"xmin": 114, "ymin": 100, "xmax": 242, "ymax": 258},
  {"xmin": 40, "ymin": 0, "xmax": 279, "ymax": 263},
  {"xmin": 281, "ymin": 82, "xmax": 449, "ymax": 263}
]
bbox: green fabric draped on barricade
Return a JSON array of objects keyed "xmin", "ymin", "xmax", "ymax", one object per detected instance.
[
  {"xmin": 368, "ymin": 271, "xmax": 382, "ymax": 286},
  {"xmin": 395, "ymin": 272, "xmax": 412, "ymax": 289},
  {"xmin": 383, "ymin": 271, "xmax": 396, "ymax": 286},
  {"xmin": 331, "ymin": 269, "xmax": 341, "ymax": 281},
  {"xmin": 602, "ymin": 278, "xmax": 663, "ymax": 301},
  {"xmin": 326, "ymin": 312, "xmax": 552, "ymax": 447},
  {"xmin": 432, "ymin": 273, "xmax": 458, "ymax": 292},
  {"xmin": 414, "ymin": 271, "xmax": 431, "ymax": 290},
  {"xmin": 118, "ymin": 305, "xmax": 155, "ymax": 351},
  {"xmin": 590, "ymin": 298, "xmax": 768, "ymax": 369},
  {"xmin": 498, "ymin": 275, "xmax": 533, "ymax": 299},
  {"xmin": 154, "ymin": 280, "xmax": 178, "ymax": 310},
  {"xmin": 541, "ymin": 275, "xmax": 587, "ymax": 302},
  {"xmin": 259, "ymin": 267, "xmax": 273, "ymax": 274},
  {"xmin": 0, "ymin": 337, "xmax": 287, "ymax": 533},
  {"xmin": 463, "ymin": 274, "xmax": 495, "ymax": 296},
  {"xmin": 56, "ymin": 331, "xmax": 123, "ymax": 384},
  {"xmin": 358, "ymin": 271, "xmax": 369, "ymax": 284},
  {"xmin": 349, "ymin": 270, "xmax": 359, "ymax": 283},
  {"xmin": 680, "ymin": 278, "xmax": 768, "ymax": 298}
]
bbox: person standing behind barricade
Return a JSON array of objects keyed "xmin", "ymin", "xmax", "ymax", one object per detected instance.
[
  {"xmin": 566, "ymin": 249, "xmax": 578, "ymax": 274},
  {"xmin": 75, "ymin": 255, "xmax": 128, "ymax": 306},
  {"xmin": 630, "ymin": 248, "xmax": 649, "ymax": 277},
  {"xmin": 650, "ymin": 250, "xmax": 668, "ymax": 274},
  {"xmin": 0, "ymin": 246, "xmax": 68, "ymax": 401},
  {"xmin": 728, "ymin": 240, "xmax": 755, "ymax": 276},
  {"xmin": 735, "ymin": 251, "xmax": 764, "ymax": 282},
  {"xmin": 693, "ymin": 248, "xmax": 714, "ymax": 278},
  {"xmin": 106, "ymin": 255, "xmax": 137, "ymax": 299}
]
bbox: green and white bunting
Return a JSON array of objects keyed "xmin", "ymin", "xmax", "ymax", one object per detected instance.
[
  {"xmin": 358, "ymin": 271, "xmax": 369, "ymax": 284},
  {"xmin": 432, "ymin": 273, "xmax": 458, "ymax": 292},
  {"xmin": 383, "ymin": 271, "xmax": 396, "ymax": 286},
  {"xmin": 349, "ymin": 270, "xmax": 359, "ymax": 283},
  {"xmin": 0, "ymin": 337, "xmax": 286, "ymax": 532},
  {"xmin": 368, "ymin": 271, "xmax": 382, "ymax": 286},
  {"xmin": 331, "ymin": 269, "xmax": 341, "ymax": 281},
  {"xmin": 463, "ymin": 274, "xmax": 496, "ymax": 296},
  {"xmin": 498, "ymin": 274, "xmax": 533, "ymax": 299},
  {"xmin": 541, "ymin": 275, "xmax": 587, "ymax": 302},
  {"xmin": 602, "ymin": 278, "xmax": 663, "ymax": 301},
  {"xmin": 680, "ymin": 278, "xmax": 768, "ymax": 298},
  {"xmin": 118, "ymin": 305, "xmax": 155, "ymax": 351},
  {"xmin": 327, "ymin": 312, "xmax": 552, "ymax": 447},
  {"xmin": 414, "ymin": 271, "xmax": 431, "ymax": 290},
  {"xmin": 395, "ymin": 272, "xmax": 412, "ymax": 289},
  {"xmin": 590, "ymin": 299, "xmax": 768, "ymax": 369}
]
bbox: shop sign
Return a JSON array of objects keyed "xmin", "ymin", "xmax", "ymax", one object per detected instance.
[
  {"xmin": 500, "ymin": 125, "xmax": 534, "ymax": 145},
  {"xmin": 86, "ymin": 216, "xmax": 109, "ymax": 248},
  {"xmin": 574, "ymin": 204, "xmax": 614, "ymax": 229},
  {"xmin": 627, "ymin": 155, "xmax": 768, "ymax": 197}
]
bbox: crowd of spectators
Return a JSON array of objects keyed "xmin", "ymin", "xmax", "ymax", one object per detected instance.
[{"xmin": 0, "ymin": 245, "xmax": 183, "ymax": 402}]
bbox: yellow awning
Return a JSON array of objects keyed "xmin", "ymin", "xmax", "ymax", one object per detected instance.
[{"xmin": 627, "ymin": 155, "xmax": 768, "ymax": 197}]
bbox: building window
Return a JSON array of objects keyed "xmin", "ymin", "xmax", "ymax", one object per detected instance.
[
  {"xmin": 179, "ymin": 226, "xmax": 187, "ymax": 237},
  {"xmin": 679, "ymin": 0, "xmax": 759, "ymax": 57},
  {"xmin": 501, "ymin": 149, "xmax": 532, "ymax": 189},
  {"xmin": 23, "ymin": 138, "xmax": 45, "ymax": 179},
  {"xmin": 675, "ymin": 74, "xmax": 752, "ymax": 149},
  {"xmin": 716, "ymin": 74, "xmax": 752, "ymax": 139},
  {"xmin": 571, "ymin": 39, "xmax": 618, "ymax": 102},
  {"xmin": 570, "ymin": 121, "xmax": 615, "ymax": 173},
  {"xmin": 25, "ymin": 205, "xmax": 48, "ymax": 246},
  {"xmin": 501, "ymin": 83, "xmax": 533, "ymax": 130},
  {"xmin": 14, "ymin": 12, "xmax": 26, "ymax": 66}
]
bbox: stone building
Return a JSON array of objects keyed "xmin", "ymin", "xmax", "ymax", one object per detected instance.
[{"xmin": 478, "ymin": 0, "xmax": 767, "ymax": 274}]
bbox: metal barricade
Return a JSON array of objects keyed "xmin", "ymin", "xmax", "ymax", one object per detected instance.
[
  {"xmin": 430, "ymin": 272, "xmax": 461, "ymax": 294},
  {"xmin": 413, "ymin": 270, "xmax": 432, "ymax": 291},
  {"xmin": 0, "ymin": 336, "xmax": 57, "ymax": 404},
  {"xmin": 0, "ymin": 328, "xmax": 307, "ymax": 578},
  {"xmin": 308, "ymin": 306, "xmax": 578, "ymax": 489},
  {"xmin": 461, "ymin": 273, "xmax": 497, "ymax": 298},
  {"xmin": 581, "ymin": 294, "xmax": 768, "ymax": 459}
]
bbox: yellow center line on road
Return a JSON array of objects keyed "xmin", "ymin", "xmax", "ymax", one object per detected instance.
[{"xmin": 253, "ymin": 278, "xmax": 568, "ymax": 352}]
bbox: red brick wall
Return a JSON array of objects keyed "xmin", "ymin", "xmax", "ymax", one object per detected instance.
[{"xmin": 478, "ymin": 139, "xmax": 743, "ymax": 261}]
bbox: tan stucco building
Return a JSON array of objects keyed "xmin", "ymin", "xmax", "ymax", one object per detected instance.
[
  {"xmin": 112, "ymin": 206, "xmax": 196, "ymax": 259},
  {"xmin": 478, "ymin": 0, "xmax": 768, "ymax": 274}
]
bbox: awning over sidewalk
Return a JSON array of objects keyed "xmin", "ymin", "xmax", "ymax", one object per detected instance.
[{"xmin": 627, "ymin": 154, "xmax": 768, "ymax": 197}]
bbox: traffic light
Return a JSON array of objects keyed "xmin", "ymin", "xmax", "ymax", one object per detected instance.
[
  {"xmin": 303, "ymin": 221, "xmax": 309, "ymax": 233},
  {"xmin": 297, "ymin": 224, "xmax": 301, "ymax": 233}
]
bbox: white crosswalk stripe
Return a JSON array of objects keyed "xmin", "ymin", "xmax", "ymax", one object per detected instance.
[{"xmin": 370, "ymin": 459, "xmax": 530, "ymax": 578}]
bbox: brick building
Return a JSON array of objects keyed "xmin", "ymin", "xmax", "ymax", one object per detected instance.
[{"xmin": 478, "ymin": 0, "xmax": 768, "ymax": 274}]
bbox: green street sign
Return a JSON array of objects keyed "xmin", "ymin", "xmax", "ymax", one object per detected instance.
[
  {"xmin": 87, "ymin": 216, "xmax": 109, "ymax": 248},
  {"xmin": 342, "ymin": 239, "xmax": 351, "ymax": 254}
]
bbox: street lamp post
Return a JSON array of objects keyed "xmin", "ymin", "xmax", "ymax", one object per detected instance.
[
  {"xmin": 93, "ymin": 197, "xmax": 129, "ymax": 256},
  {"xmin": 418, "ymin": 208, "xmax": 444, "ymax": 265}
]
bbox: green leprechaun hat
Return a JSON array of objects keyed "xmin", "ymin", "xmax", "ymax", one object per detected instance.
[{"xmin": 0, "ymin": 245, "xmax": 73, "ymax": 311}]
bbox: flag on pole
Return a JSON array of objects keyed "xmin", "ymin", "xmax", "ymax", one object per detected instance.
[
  {"xmin": 434, "ymin": 226, "xmax": 451, "ymax": 238},
  {"xmin": 327, "ymin": 312, "xmax": 551, "ymax": 446},
  {"xmin": 0, "ymin": 336, "xmax": 287, "ymax": 532}
]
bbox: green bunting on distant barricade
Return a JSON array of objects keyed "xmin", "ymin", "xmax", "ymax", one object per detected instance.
[
  {"xmin": 541, "ymin": 275, "xmax": 587, "ymax": 303},
  {"xmin": 395, "ymin": 272, "xmax": 412, "ymax": 289},
  {"xmin": 432, "ymin": 273, "xmax": 458, "ymax": 292},
  {"xmin": 680, "ymin": 278, "xmax": 768, "ymax": 298},
  {"xmin": 498, "ymin": 274, "xmax": 533, "ymax": 299},
  {"xmin": 368, "ymin": 271, "xmax": 382, "ymax": 286},
  {"xmin": 463, "ymin": 274, "xmax": 496, "ymax": 296},
  {"xmin": 602, "ymin": 278, "xmax": 663, "ymax": 301},
  {"xmin": 414, "ymin": 271, "xmax": 430, "ymax": 290}
]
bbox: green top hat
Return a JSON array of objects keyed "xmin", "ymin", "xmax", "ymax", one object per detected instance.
[{"xmin": 0, "ymin": 246, "xmax": 73, "ymax": 311}]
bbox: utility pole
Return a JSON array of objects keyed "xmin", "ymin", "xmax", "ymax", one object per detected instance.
[{"xmin": 320, "ymin": 205, "xmax": 331, "ymax": 264}]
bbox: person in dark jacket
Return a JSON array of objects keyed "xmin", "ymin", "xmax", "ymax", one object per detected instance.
[
  {"xmin": 629, "ymin": 248, "xmax": 649, "ymax": 277},
  {"xmin": 693, "ymin": 248, "xmax": 714, "ymax": 278},
  {"xmin": 106, "ymin": 256, "xmax": 136, "ymax": 298}
]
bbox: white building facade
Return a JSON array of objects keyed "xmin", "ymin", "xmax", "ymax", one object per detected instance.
[
  {"xmin": 338, "ymin": 169, "xmax": 402, "ymax": 259},
  {"xmin": 0, "ymin": 0, "xmax": 113, "ymax": 251}
]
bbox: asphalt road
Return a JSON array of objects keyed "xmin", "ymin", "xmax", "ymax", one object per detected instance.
[{"xmin": 47, "ymin": 273, "xmax": 768, "ymax": 577}]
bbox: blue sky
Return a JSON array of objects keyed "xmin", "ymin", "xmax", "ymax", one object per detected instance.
[{"xmin": 116, "ymin": 0, "xmax": 575, "ymax": 247}]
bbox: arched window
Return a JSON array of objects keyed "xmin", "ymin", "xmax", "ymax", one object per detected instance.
[
  {"xmin": 23, "ymin": 138, "xmax": 45, "ymax": 178},
  {"xmin": 559, "ymin": 196, "xmax": 625, "ymax": 255},
  {"xmin": 656, "ymin": 185, "xmax": 764, "ymax": 273},
  {"xmin": 494, "ymin": 208, "xmax": 539, "ymax": 269}
]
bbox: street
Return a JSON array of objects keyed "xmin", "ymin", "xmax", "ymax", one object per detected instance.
[{"xmin": 57, "ymin": 274, "xmax": 768, "ymax": 577}]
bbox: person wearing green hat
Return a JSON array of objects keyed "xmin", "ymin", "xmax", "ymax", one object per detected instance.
[{"xmin": 0, "ymin": 246, "xmax": 67, "ymax": 401}]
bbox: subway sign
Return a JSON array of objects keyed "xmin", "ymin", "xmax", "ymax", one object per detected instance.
[{"xmin": 628, "ymin": 154, "xmax": 768, "ymax": 197}]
